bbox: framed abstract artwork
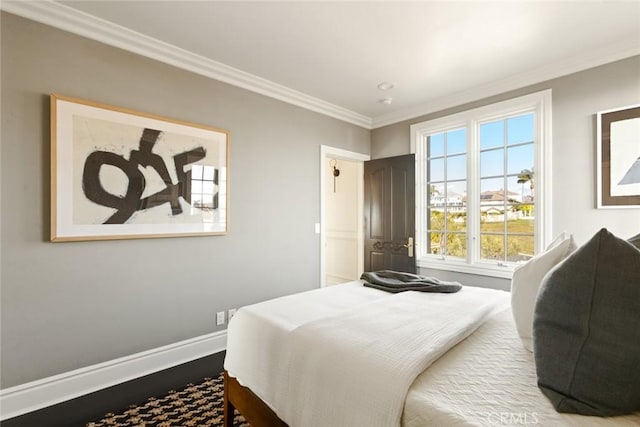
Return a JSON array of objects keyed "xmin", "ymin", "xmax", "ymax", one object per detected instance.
[
  {"xmin": 51, "ymin": 94, "xmax": 229, "ymax": 241},
  {"xmin": 596, "ymin": 104, "xmax": 640, "ymax": 208}
]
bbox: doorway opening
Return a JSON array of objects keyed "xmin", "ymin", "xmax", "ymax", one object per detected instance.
[{"xmin": 319, "ymin": 146, "xmax": 370, "ymax": 287}]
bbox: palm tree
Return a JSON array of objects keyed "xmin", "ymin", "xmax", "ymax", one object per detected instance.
[{"xmin": 517, "ymin": 168, "xmax": 534, "ymax": 201}]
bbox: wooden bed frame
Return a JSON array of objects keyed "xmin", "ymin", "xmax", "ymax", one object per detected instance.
[{"xmin": 223, "ymin": 370, "xmax": 288, "ymax": 427}]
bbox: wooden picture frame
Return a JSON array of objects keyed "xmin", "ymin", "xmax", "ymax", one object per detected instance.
[
  {"xmin": 596, "ymin": 104, "xmax": 640, "ymax": 208},
  {"xmin": 51, "ymin": 94, "xmax": 230, "ymax": 241}
]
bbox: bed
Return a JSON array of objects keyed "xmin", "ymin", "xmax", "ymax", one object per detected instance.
[{"xmin": 223, "ymin": 280, "xmax": 640, "ymax": 426}]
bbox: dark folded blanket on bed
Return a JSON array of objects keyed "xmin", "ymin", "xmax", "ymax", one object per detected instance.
[{"xmin": 360, "ymin": 270, "xmax": 462, "ymax": 293}]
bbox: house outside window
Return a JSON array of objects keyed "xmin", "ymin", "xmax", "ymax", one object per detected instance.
[{"xmin": 411, "ymin": 90, "xmax": 552, "ymax": 278}]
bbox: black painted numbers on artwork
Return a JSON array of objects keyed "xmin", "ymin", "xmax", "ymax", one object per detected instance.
[{"xmin": 82, "ymin": 128, "xmax": 208, "ymax": 224}]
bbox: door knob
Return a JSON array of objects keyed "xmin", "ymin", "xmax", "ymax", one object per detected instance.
[{"xmin": 403, "ymin": 237, "xmax": 414, "ymax": 257}]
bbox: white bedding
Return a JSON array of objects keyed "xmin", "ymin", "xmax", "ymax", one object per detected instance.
[
  {"xmin": 403, "ymin": 308, "xmax": 640, "ymax": 426},
  {"xmin": 225, "ymin": 281, "xmax": 640, "ymax": 426},
  {"xmin": 279, "ymin": 284, "xmax": 508, "ymax": 426},
  {"xmin": 225, "ymin": 280, "xmax": 391, "ymax": 413}
]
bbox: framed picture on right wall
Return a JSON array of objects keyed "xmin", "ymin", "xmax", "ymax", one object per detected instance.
[{"xmin": 596, "ymin": 104, "xmax": 640, "ymax": 208}]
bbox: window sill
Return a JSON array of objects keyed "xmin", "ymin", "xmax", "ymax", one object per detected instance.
[{"xmin": 417, "ymin": 258, "xmax": 516, "ymax": 280}]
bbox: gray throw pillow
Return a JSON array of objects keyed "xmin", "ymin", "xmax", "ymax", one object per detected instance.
[
  {"xmin": 629, "ymin": 232, "xmax": 640, "ymax": 249},
  {"xmin": 533, "ymin": 228, "xmax": 640, "ymax": 416}
]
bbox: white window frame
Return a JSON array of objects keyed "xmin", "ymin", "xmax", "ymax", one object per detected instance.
[{"xmin": 410, "ymin": 90, "xmax": 552, "ymax": 279}]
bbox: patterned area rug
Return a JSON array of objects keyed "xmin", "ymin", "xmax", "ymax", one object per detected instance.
[{"xmin": 86, "ymin": 373, "xmax": 249, "ymax": 426}]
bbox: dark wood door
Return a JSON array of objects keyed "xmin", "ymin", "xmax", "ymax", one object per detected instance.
[{"xmin": 364, "ymin": 154, "xmax": 416, "ymax": 273}]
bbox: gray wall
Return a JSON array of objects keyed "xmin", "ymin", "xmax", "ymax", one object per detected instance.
[
  {"xmin": 3, "ymin": 11, "xmax": 639, "ymax": 389},
  {"xmin": 0, "ymin": 13, "xmax": 370, "ymax": 388},
  {"xmin": 372, "ymin": 56, "xmax": 640, "ymax": 289}
]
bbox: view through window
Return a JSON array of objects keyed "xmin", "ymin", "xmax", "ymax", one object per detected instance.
[{"xmin": 413, "ymin": 91, "xmax": 550, "ymax": 275}]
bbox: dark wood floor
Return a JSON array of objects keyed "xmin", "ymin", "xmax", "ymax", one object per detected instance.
[{"xmin": 2, "ymin": 351, "xmax": 226, "ymax": 427}]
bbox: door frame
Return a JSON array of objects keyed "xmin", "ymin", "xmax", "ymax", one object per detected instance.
[{"xmin": 319, "ymin": 145, "xmax": 370, "ymax": 288}]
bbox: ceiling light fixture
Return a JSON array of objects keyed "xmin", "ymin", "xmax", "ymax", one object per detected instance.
[{"xmin": 377, "ymin": 82, "xmax": 394, "ymax": 91}]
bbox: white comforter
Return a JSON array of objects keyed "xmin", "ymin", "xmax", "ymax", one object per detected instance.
[
  {"xmin": 403, "ymin": 308, "xmax": 640, "ymax": 427},
  {"xmin": 225, "ymin": 281, "xmax": 509, "ymax": 427}
]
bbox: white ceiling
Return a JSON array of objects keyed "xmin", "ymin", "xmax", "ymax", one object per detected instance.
[{"xmin": 6, "ymin": 1, "xmax": 640, "ymax": 128}]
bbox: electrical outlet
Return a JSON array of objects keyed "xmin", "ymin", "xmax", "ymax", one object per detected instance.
[
  {"xmin": 228, "ymin": 308, "xmax": 237, "ymax": 320},
  {"xmin": 216, "ymin": 311, "xmax": 225, "ymax": 326}
]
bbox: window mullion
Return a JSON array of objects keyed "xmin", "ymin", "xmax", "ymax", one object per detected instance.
[
  {"xmin": 503, "ymin": 118, "xmax": 509, "ymax": 264},
  {"xmin": 443, "ymin": 133, "xmax": 448, "ymax": 258},
  {"xmin": 467, "ymin": 119, "xmax": 479, "ymax": 266}
]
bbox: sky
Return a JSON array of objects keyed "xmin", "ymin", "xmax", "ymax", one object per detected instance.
[{"xmin": 427, "ymin": 112, "xmax": 535, "ymax": 202}]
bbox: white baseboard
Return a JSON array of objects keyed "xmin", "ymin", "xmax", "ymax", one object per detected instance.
[{"xmin": 0, "ymin": 330, "xmax": 227, "ymax": 421}]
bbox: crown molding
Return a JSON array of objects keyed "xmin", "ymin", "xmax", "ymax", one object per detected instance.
[
  {"xmin": 371, "ymin": 41, "xmax": 640, "ymax": 129},
  {"xmin": 0, "ymin": 0, "xmax": 373, "ymax": 129},
  {"xmin": 2, "ymin": 1, "xmax": 638, "ymax": 131}
]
